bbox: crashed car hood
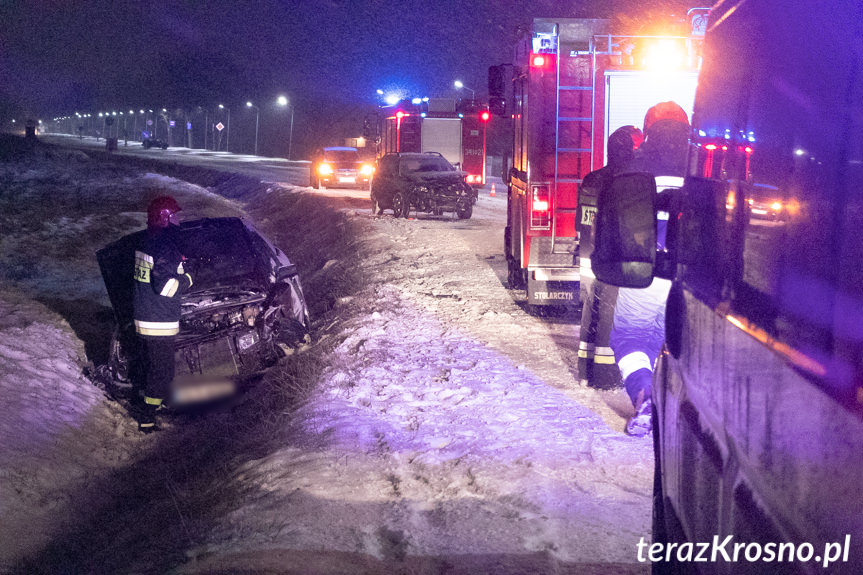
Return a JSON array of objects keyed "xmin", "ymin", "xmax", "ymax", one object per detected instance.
[
  {"xmin": 404, "ymin": 170, "xmax": 467, "ymax": 183},
  {"xmin": 97, "ymin": 217, "xmax": 294, "ymax": 328}
]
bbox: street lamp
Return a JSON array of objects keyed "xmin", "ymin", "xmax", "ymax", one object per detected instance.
[
  {"xmin": 454, "ymin": 80, "xmax": 475, "ymax": 100},
  {"xmin": 277, "ymin": 95, "xmax": 294, "ymax": 160},
  {"xmin": 246, "ymin": 101, "xmax": 260, "ymax": 156},
  {"xmin": 218, "ymin": 104, "xmax": 231, "ymax": 152}
]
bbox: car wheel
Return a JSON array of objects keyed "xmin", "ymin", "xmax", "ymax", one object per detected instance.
[
  {"xmin": 162, "ymin": 144, "xmax": 168, "ymax": 150},
  {"xmin": 108, "ymin": 325, "xmax": 136, "ymax": 383},
  {"xmin": 456, "ymin": 202, "xmax": 473, "ymax": 220},
  {"xmin": 392, "ymin": 191, "xmax": 407, "ymax": 218}
]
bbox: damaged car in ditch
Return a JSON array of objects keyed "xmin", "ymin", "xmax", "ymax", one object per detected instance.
[
  {"xmin": 97, "ymin": 217, "xmax": 310, "ymax": 405},
  {"xmin": 371, "ymin": 152, "xmax": 478, "ymax": 219}
]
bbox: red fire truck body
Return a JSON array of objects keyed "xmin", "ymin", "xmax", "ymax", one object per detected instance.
[
  {"xmin": 498, "ymin": 18, "xmax": 702, "ymax": 308},
  {"xmin": 379, "ymin": 99, "xmax": 487, "ymax": 186}
]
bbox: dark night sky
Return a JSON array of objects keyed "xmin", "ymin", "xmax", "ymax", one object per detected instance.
[{"xmin": 0, "ymin": 0, "xmax": 697, "ymax": 156}]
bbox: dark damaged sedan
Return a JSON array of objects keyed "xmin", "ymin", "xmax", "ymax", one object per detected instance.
[
  {"xmin": 97, "ymin": 217, "xmax": 310, "ymax": 405},
  {"xmin": 371, "ymin": 152, "xmax": 477, "ymax": 219}
]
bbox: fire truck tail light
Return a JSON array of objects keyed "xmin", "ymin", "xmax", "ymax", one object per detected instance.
[
  {"xmin": 530, "ymin": 185, "xmax": 551, "ymax": 228},
  {"xmin": 529, "ymin": 53, "xmax": 555, "ymax": 70}
]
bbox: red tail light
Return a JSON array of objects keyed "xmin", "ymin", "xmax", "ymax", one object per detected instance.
[
  {"xmin": 530, "ymin": 53, "xmax": 556, "ymax": 70},
  {"xmin": 530, "ymin": 185, "xmax": 551, "ymax": 228},
  {"xmin": 480, "ymin": 111, "xmax": 490, "ymax": 122}
]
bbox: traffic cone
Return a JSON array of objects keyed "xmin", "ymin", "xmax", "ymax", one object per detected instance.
[{"xmin": 490, "ymin": 183, "xmax": 496, "ymax": 197}]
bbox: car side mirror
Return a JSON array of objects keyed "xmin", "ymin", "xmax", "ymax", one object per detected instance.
[
  {"xmin": 488, "ymin": 66, "xmax": 507, "ymax": 117},
  {"xmin": 592, "ymin": 172, "xmax": 657, "ymax": 288}
]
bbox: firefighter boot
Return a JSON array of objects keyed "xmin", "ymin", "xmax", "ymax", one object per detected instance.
[
  {"xmin": 137, "ymin": 396, "xmax": 163, "ymax": 434},
  {"xmin": 626, "ymin": 387, "xmax": 653, "ymax": 438}
]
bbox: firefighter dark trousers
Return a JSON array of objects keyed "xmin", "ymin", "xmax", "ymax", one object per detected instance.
[
  {"xmin": 140, "ymin": 335, "xmax": 176, "ymax": 405},
  {"xmin": 578, "ymin": 278, "xmax": 621, "ymax": 390}
]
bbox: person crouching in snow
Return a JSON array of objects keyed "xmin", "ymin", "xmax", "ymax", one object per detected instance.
[{"xmin": 608, "ymin": 102, "xmax": 689, "ymax": 437}]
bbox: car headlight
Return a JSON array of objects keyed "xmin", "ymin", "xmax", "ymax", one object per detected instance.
[
  {"xmin": 318, "ymin": 163, "xmax": 333, "ymax": 176},
  {"xmin": 360, "ymin": 164, "xmax": 374, "ymax": 176}
]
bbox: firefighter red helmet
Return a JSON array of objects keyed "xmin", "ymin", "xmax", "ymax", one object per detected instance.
[
  {"xmin": 643, "ymin": 101, "xmax": 690, "ymax": 133},
  {"xmin": 147, "ymin": 196, "xmax": 181, "ymax": 229}
]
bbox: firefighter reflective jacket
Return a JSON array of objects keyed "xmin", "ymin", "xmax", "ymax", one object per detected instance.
[{"xmin": 133, "ymin": 226, "xmax": 193, "ymax": 337}]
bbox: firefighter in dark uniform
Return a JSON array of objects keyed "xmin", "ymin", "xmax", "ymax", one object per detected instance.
[
  {"xmin": 577, "ymin": 125, "xmax": 643, "ymax": 389},
  {"xmin": 133, "ymin": 196, "xmax": 193, "ymax": 432}
]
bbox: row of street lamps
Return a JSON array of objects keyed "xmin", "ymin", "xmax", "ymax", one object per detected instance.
[{"xmin": 49, "ymin": 95, "xmax": 295, "ymax": 159}]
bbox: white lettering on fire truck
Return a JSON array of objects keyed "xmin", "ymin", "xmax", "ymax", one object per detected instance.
[{"xmin": 535, "ymin": 291, "xmax": 575, "ymax": 300}]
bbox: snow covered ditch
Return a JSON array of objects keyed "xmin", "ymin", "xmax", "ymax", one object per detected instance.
[{"xmin": 0, "ymin": 136, "xmax": 652, "ymax": 574}]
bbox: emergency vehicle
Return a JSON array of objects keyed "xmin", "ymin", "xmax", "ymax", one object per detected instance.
[
  {"xmin": 591, "ymin": 1, "xmax": 863, "ymax": 570},
  {"xmin": 489, "ymin": 15, "xmax": 704, "ymax": 309},
  {"xmin": 378, "ymin": 98, "xmax": 488, "ymax": 188}
]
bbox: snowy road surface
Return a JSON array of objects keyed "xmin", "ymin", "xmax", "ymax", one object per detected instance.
[{"xmin": 0, "ymin": 136, "xmax": 652, "ymax": 574}]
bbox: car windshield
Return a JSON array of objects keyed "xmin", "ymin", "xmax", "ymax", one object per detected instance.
[
  {"xmin": 173, "ymin": 221, "xmax": 261, "ymax": 289},
  {"xmin": 324, "ymin": 150, "xmax": 359, "ymax": 162},
  {"xmin": 400, "ymin": 156, "xmax": 455, "ymax": 174}
]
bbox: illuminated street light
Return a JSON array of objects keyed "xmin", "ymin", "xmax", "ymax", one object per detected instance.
[
  {"xmin": 277, "ymin": 96, "xmax": 294, "ymax": 160},
  {"xmin": 218, "ymin": 104, "xmax": 231, "ymax": 152},
  {"xmin": 246, "ymin": 101, "xmax": 260, "ymax": 156},
  {"xmin": 454, "ymin": 80, "xmax": 475, "ymax": 100}
]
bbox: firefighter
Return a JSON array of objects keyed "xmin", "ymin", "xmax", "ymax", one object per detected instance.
[
  {"xmin": 577, "ymin": 125, "xmax": 643, "ymax": 389},
  {"xmin": 608, "ymin": 102, "xmax": 689, "ymax": 437},
  {"xmin": 132, "ymin": 196, "xmax": 193, "ymax": 432}
]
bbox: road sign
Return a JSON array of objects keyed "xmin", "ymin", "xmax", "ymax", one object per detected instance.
[
  {"xmin": 169, "ymin": 120, "xmax": 175, "ymax": 127},
  {"xmin": 146, "ymin": 120, "xmax": 153, "ymax": 126},
  {"xmin": 186, "ymin": 122, "xmax": 192, "ymax": 130},
  {"xmin": 216, "ymin": 122, "xmax": 224, "ymax": 131}
]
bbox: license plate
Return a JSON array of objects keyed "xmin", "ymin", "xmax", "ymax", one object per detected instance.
[
  {"xmin": 581, "ymin": 206, "xmax": 597, "ymax": 225},
  {"xmin": 338, "ymin": 177, "xmax": 356, "ymax": 183}
]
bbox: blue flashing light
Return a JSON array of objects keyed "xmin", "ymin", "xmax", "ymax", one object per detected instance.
[
  {"xmin": 458, "ymin": 113, "xmax": 464, "ymax": 118},
  {"xmin": 411, "ymin": 97, "xmax": 422, "ymax": 105},
  {"xmin": 420, "ymin": 112, "xmax": 427, "ymax": 118},
  {"xmin": 422, "ymin": 97, "xmax": 429, "ymax": 102},
  {"xmin": 385, "ymin": 94, "xmax": 400, "ymax": 106}
]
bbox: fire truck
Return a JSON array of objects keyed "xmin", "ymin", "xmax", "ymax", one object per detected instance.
[
  {"xmin": 378, "ymin": 98, "xmax": 488, "ymax": 187},
  {"xmin": 489, "ymin": 16, "xmax": 703, "ymax": 309}
]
